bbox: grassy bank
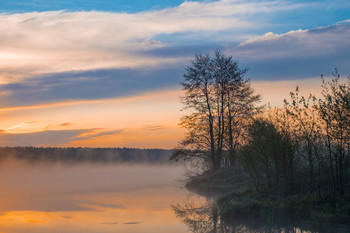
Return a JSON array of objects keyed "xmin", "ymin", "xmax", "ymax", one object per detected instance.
[
  {"xmin": 186, "ymin": 168, "xmax": 350, "ymax": 225},
  {"xmin": 186, "ymin": 167, "xmax": 253, "ymax": 196}
]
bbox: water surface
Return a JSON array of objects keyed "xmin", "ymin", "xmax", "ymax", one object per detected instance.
[
  {"xmin": 0, "ymin": 158, "xmax": 193, "ymax": 233},
  {"xmin": 1, "ymin": 157, "xmax": 349, "ymax": 233}
]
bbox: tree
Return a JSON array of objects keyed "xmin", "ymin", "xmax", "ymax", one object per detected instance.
[
  {"xmin": 171, "ymin": 51, "xmax": 260, "ymax": 171},
  {"xmin": 241, "ymin": 117, "xmax": 296, "ymax": 193},
  {"xmin": 317, "ymin": 69, "xmax": 350, "ymax": 195},
  {"xmin": 284, "ymin": 87, "xmax": 322, "ymax": 192}
]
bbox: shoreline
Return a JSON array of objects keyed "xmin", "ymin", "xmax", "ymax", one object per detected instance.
[{"xmin": 185, "ymin": 167, "xmax": 350, "ymax": 226}]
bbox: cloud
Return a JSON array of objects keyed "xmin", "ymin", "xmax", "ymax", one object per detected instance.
[
  {"xmin": 0, "ymin": 0, "xmax": 311, "ymax": 83},
  {"xmin": 0, "ymin": 1, "xmax": 349, "ymax": 148},
  {"xmin": 143, "ymin": 124, "xmax": 167, "ymax": 131},
  {"xmin": 0, "ymin": 1, "xmax": 347, "ymax": 107},
  {"xmin": 4, "ymin": 121, "xmax": 44, "ymax": 133},
  {"xmin": 237, "ymin": 23, "xmax": 350, "ymax": 59},
  {"xmin": 73, "ymin": 129, "xmax": 124, "ymax": 141},
  {"xmin": 79, "ymin": 201, "xmax": 125, "ymax": 210},
  {"xmin": 0, "ymin": 67, "xmax": 184, "ymax": 107},
  {"xmin": 1, "ymin": 22, "xmax": 349, "ymax": 108},
  {"xmin": 0, "ymin": 89, "xmax": 184, "ymax": 148},
  {"xmin": 25, "ymin": 121, "xmax": 41, "ymax": 124},
  {"xmin": 229, "ymin": 22, "xmax": 350, "ymax": 80},
  {"xmin": 59, "ymin": 122, "xmax": 72, "ymax": 127},
  {"xmin": 100, "ymin": 222, "xmax": 119, "ymax": 225},
  {"xmin": 0, "ymin": 128, "xmax": 126, "ymax": 146},
  {"xmin": 0, "ymin": 129, "xmax": 88, "ymax": 146}
]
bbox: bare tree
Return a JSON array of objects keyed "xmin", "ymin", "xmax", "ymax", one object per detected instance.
[
  {"xmin": 318, "ymin": 70, "xmax": 350, "ymax": 195},
  {"xmin": 171, "ymin": 51, "xmax": 260, "ymax": 171},
  {"xmin": 284, "ymin": 87, "xmax": 321, "ymax": 192}
]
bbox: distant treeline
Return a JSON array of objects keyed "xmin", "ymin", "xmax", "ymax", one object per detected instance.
[{"xmin": 0, "ymin": 147, "xmax": 174, "ymax": 164}]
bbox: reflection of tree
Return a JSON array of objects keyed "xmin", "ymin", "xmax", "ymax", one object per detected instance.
[
  {"xmin": 172, "ymin": 200, "xmax": 334, "ymax": 233},
  {"xmin": 172, "ymin": 201, "xmax": 261, "ymax": 233},
  {"xmin": 172, "ymin": 202, "xmax": 220, "ymax": 233}
]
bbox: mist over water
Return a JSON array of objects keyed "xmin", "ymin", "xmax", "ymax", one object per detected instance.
[
  {"xmin": 0, "ymin": 159, "xmax": 180, "ymax": 208},
  {"xmin": 0, "ymin": 156, "xmax": 191, "ymax": 233},
  {"xmin": 1, "ymin": 153, "xmax": 345, "ymax": 233}
]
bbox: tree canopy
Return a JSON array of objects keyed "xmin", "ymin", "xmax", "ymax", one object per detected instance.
[{"xmin": 171, "ymin": 51, "xmax": 261, "ymax": 171}]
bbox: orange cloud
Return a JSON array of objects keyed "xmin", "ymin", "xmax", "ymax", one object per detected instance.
[
  {"xmin": 0, "ymin": 89, "xmax": 184, "ymax": 148},
  {"xmin": 68, "ymin": 125, "xmax": 184, "ymax": 149},
  {"xmin": 0, "ymin": 79, "xmax": 328, "ymax": 148},
  {"xmin": 58, "ymin": 122, "xmax": 71, "ymax": 127}
]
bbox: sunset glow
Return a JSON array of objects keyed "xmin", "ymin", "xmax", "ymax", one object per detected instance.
[
  {"xmin": 1, "ymin": 1, "xmax": 350, "ymax": 233},
  {"xmin": 0, "ymin": 0, "xmax": 349, "ymax": 148}
]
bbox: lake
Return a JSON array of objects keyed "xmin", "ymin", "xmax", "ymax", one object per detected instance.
[
  {"xmin": 0, "ymin": 157, "xmax": 199, "ymax": 233},
  {"xmin": 0, "ymin": 156, "xmax": 349, "ymax": 233}
]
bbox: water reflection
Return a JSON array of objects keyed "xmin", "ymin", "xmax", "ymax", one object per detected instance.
[
  {"xmin": 0, "ymin": 157, "xmax": 189, "ymax": 233},
  {"xmin": 173, "ymin": 201, "xmax": 221, "ymax": 233},
  {"xmin": 172, "ymin": 199, "xmax": 350, "ymax": 233},
  {"xmin": 2, "ymin": 155, "xmax": 349, "ymax": 233}
]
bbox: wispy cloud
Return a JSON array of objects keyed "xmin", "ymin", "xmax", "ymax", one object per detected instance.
[
  {"xmin": 0, "ymin": 128, "xmax": 124, "ymax": 146},
  {"xmin": 0, "ymin": 129, "xmax": 87, "ymax": 146},
  {"xmin": 4, "ymin": 121, "xmax": 44, "ymax": 133},
  {"xmin": 0, "ymin": 89, "xmax": 184, "ymax": 148},
  {"xmin": 59, "ymin": 122, "xmax": 72, "ymax": 127},
  {"xmin": 0, "ymin": 1, "xmax": 349, "ymax": 148},
  {"xmin": 1, "ymin": 22, "xmax": 349, "ymax": 108},
  {"xmin": 73, "ymin": 129, "xmax": 124, "ymax": 141},
  {"xmin": 143, "ymin": 124, "xmax": 167, "ymax": 131},
  {"xmin": 230, "ymin": 22, "xmax": 350, "ymax": 79},
  {"xmin": 0, "ymin": 0, "xmax": 311, "ymax": 83},
  {"xmin": 237, "ymin": 23, "xmax": 350, "ymax": 60},
  {"xmin": 0, "ymin": 67, "xmax": 184, "ymax": 107}
]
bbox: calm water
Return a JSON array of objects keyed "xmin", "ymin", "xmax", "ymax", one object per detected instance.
[
  {"xmin": 0, "ymin": 158, "xmax": 199, "ymax": 233},
  {"xmin": 0, "ymin": 157, "xmax": 349, "ymax": 233}
]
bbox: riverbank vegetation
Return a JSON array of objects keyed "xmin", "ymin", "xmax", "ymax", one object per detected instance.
[{"xmin": 171, "ymin": 52, "xmax": 350, "ymax": 224}]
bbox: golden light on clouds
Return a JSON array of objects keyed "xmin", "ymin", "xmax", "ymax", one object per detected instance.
[
  {"xmin": 0, "ymin": 89, "xmax": 184, "ymax": 148},
  {"xmin": 0, "ymin": 1, "xmax": 349, "ymax": 148},
  {"xmin": 0, "ymin": 78, "xmax": 327, "ymax": 148}
]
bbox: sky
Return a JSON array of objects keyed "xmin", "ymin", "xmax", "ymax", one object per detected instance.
[{"xmin": 0, "ymin": 0, "xmax": 349, "ymax": 148}]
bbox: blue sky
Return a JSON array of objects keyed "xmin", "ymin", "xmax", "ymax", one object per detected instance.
[
  {"xmin": 0, "ymin": 0, "xmax": 350, "ymax": 147},
  {"xmin": 2, "ymin": 0, "xmax": 349, "ymax": 30},
  {"xmin": 0, "ymin": 0, "xmax": 185, "ymax": 13}
]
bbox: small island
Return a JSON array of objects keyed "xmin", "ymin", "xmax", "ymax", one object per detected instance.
[{"xmin": 171, "ymin": 52, "xmax": 350, "ymax": 229}]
